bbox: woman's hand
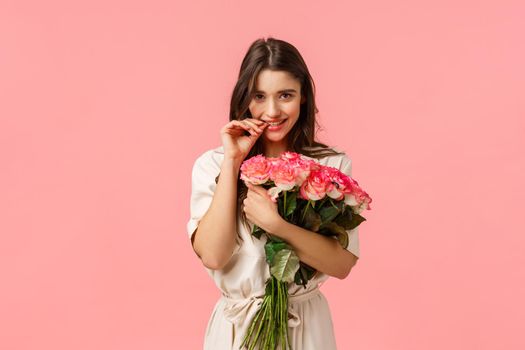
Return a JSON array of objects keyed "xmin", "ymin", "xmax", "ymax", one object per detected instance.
[
  {"xmin": 243, "ymin": 182, "xmax": 284, "ymax": 234},
  {"xmin": 220, "ymin": 118, "xmax": 268, "ymax": 161}
]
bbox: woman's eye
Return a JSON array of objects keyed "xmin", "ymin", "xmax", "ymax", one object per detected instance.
[{"xmin": 253, "ymin": 93, "xmax": 293, "ymax": 101}]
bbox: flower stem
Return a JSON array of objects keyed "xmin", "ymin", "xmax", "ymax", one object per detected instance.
[
  {"xmin": 239, "ymin": 270, "xmax": 293, "ymax": 349},
  {"xmin": 284, "ymin": 191, "xmax": 287, "ymax": 218},
  {"xmin": 301, "ymin": 200, "xmax": 311, "ymax": 223}
]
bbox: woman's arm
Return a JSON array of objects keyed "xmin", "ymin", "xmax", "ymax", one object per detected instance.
[
  {"xmin": 268, "ymin": 219, "xmax": 358, "ymax": 279},
  {"xmin": 243, "ymin": 181, "xmax": 358, "ymax": 279},
  {"xmin": 192, "ymin": 157, "xmax": 241, "ymax": 270}
]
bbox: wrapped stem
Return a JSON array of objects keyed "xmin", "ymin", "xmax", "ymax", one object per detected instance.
[{"xmin": 240, "ymin": 276, "xmax": 292, "ymax": 350}]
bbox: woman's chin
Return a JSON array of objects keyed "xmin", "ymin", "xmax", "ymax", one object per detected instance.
[{"xmin": 262, "ymin": 133, "xmax": 287, "ymax": 143}]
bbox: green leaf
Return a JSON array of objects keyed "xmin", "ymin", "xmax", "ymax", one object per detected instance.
[
  {"xmin": 302, "ymin": 262, "xmax": 317, "ymax": 280},
  {"xmin": 293, "ymin": 262, "xmax": 317, "ymax": 288},
  {"xmin": 300, "ymin": 266, "xmax": 309, "ymax": 285},
  {"xmin": 319, "ymin": 221, "xmax": 349, "ymax": 249},
  {"xmin": 294, "ymin": 267, "xmax": 305, "ymax": 287},
  {"xmin": 278, "ymin": 196, "xmax": 284, "ymax": 216},
  {"xmin": 335, "ymin": 207, "xmax": 366, "ymax": 230},
  {"xmin": 264, "ymin": 241, "xmax": 289, "ymax": 265},
  {"xmin": 285, "ymin": 191, "xmax": 297, "ymax": 218},
  {"xmin": 319, "ymin": 205, "xmax": 340, "ymax": 224},
  {"xmin": 302, "ymin": 204, "xmax": 321, "ymax": 232},
  {"xmin": 334, "ymin": 208, "xmax": 352, "ymax": 229},
  {"xmin": 251, "ymin": 224, "xmax": 265, "ymax": 239},
  {"xmin": 336, "ymin": 199, "xmax": 346, "ymax": 211},
  {"xmin": 270, "ymin": 248, "xmax": 300, "ymax": 283}
]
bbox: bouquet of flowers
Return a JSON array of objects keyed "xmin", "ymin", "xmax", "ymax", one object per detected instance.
[{"xmin": 238, "ymin": 151, "xmax": 372, "ymax": 350}]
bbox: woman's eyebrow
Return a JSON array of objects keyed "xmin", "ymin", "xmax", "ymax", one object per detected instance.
[{"xmin": 254, "ymin": 89, "xmax": 297, "ymax": 94}]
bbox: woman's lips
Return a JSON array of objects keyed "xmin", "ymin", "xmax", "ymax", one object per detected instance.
[{"xmin": 264, "ymin": 119, "xmax": 287, "ymax": 131}]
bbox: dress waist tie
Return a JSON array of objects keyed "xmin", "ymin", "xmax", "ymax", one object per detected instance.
[{"xmin": 221, "ymin": 287, "xmax": 321, "ymax": 333}]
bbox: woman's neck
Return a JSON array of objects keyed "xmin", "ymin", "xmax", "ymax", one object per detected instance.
[{"xmin": 263, "ymin": 141, "xmax": 289, "ymax": 158}]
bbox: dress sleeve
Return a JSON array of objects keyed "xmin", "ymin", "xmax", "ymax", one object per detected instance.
[
  {"xmin": 339, "ymin": 155, "xmax": 360, "ymax": 259},
  {"xmin": 186, "ymin": 150, "xmax": 219, "ymax": 243}
]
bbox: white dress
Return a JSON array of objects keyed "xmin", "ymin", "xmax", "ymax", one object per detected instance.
[{"xmin": 186, "ymin": 145, "xmax": 360, "ymax": 350}]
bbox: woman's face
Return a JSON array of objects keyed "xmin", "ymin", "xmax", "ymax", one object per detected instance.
[{"xmin": 248, "ymin": 69, "xmax": 305, "ymax": 146}]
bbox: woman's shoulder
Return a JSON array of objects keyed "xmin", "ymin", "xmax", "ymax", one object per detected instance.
[
  {"xmin": 191, "ymin": 145, "xmax": 225, "ymax": 173},
  {"xmin": 302, "ymin": 145, "xmax": 352, "ymax": 169}
]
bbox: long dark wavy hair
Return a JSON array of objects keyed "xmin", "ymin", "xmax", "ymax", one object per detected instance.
[{"xmin": 216, "ymin": 37, "xmax": 345, "ymax": 243}]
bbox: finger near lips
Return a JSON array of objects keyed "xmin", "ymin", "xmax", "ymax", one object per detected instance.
[
  {"xmin": 231, "ymin": 120, "xmax": 254, "ymax": 135},
  {"xmin": 242, "ymin": 119, "xmax": 265, "ymax": 133},
  {"xmin": 237, "ymin": 120, "xmax": 256, "ymax": 135},
  {"xmin": 228, "ymin": 122, "xmax": 250, "ymax": 135},
  {"xmin": 251, "ymin": 118, "xmax": 266, "ymax": 127},
  {"xmin": 226, "ymin": 119, "xmax": 266, "ymax": 136}
]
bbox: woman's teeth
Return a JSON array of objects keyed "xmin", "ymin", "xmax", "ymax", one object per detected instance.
[{"xmin": 267, "ymin": 120, "xmax": 285, "ymax": 126}]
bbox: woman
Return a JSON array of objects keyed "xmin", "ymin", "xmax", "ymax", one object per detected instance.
[{"xmin": 186, "ymin": 37, "xmax": 360, "ymax": 349}]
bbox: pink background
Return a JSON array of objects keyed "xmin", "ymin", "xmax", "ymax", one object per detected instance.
[{"xmin": 1, "ymin": 1, "xmax": 524, "ymax": 349}]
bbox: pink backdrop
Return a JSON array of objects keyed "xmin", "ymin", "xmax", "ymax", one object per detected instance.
[{"xmin": 1, "ymin": 1, "xmax": 524, "ymax": 349}]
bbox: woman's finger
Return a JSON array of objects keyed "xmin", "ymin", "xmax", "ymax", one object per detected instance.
[
  {"xmin": 246, "ymin": 118, "xmax": 266, "ymax": 127},
  {"xmin": 241, "ymin": 119, "xmax": 265, "ymax": 133},
  {"xmin": 226, "ymin": 120, "xmax": 256, "ymax": 135},
  {"xmin": 240, "ymin": 120, "xmax": 259, "ymax": 135}
]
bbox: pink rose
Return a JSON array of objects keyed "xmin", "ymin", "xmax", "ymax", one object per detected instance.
[
  {"xmin": 323, "ymin": 166, "xmax": 355, "ymax": 200},
  {"xmin": 344, "ymin": 183, "xmax": 372, "ymax": 213},
  {"xmin": 267, "ymin": 186, "xmax": 281, "ymax": 202},
  {"xmin": 299, "ymin": 169, "xmax": 334, "ymax": 201},
  {"xmin": 283, "ymin": 159, "xmax": 312, "ymax": 187},
  {"xmin": 295, "ymin": 159, "xmax": 317, "ymax": 185},
  {"xmin": 280, "ymin": 151, "xmax": 302, "ymax": 162},
  {"xmin": 266, "ymin": 161, "xmax": 297, "ymax": 202},
  {"xmin": 266, "ymin": 157, "xmax": 281, "ymax": 168},
  {"xmin": 269, "ymin": 162, "xmax": 296, "ymax": 191},
  {"xmin": 305, "ymin": 159, "xmax": 322, "ymax": 172},
  {"xmin": 240, "ymin": 154, "xmax": 272, "ymax": 185},
  {"xmin": 273, "ymin": 152, "xmax": 316, "ymax": 187}
]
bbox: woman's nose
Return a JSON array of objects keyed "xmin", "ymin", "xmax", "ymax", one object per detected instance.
[{"xmin": 265, "ymin": 98, "xmax": 281, "ymax": 117}]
